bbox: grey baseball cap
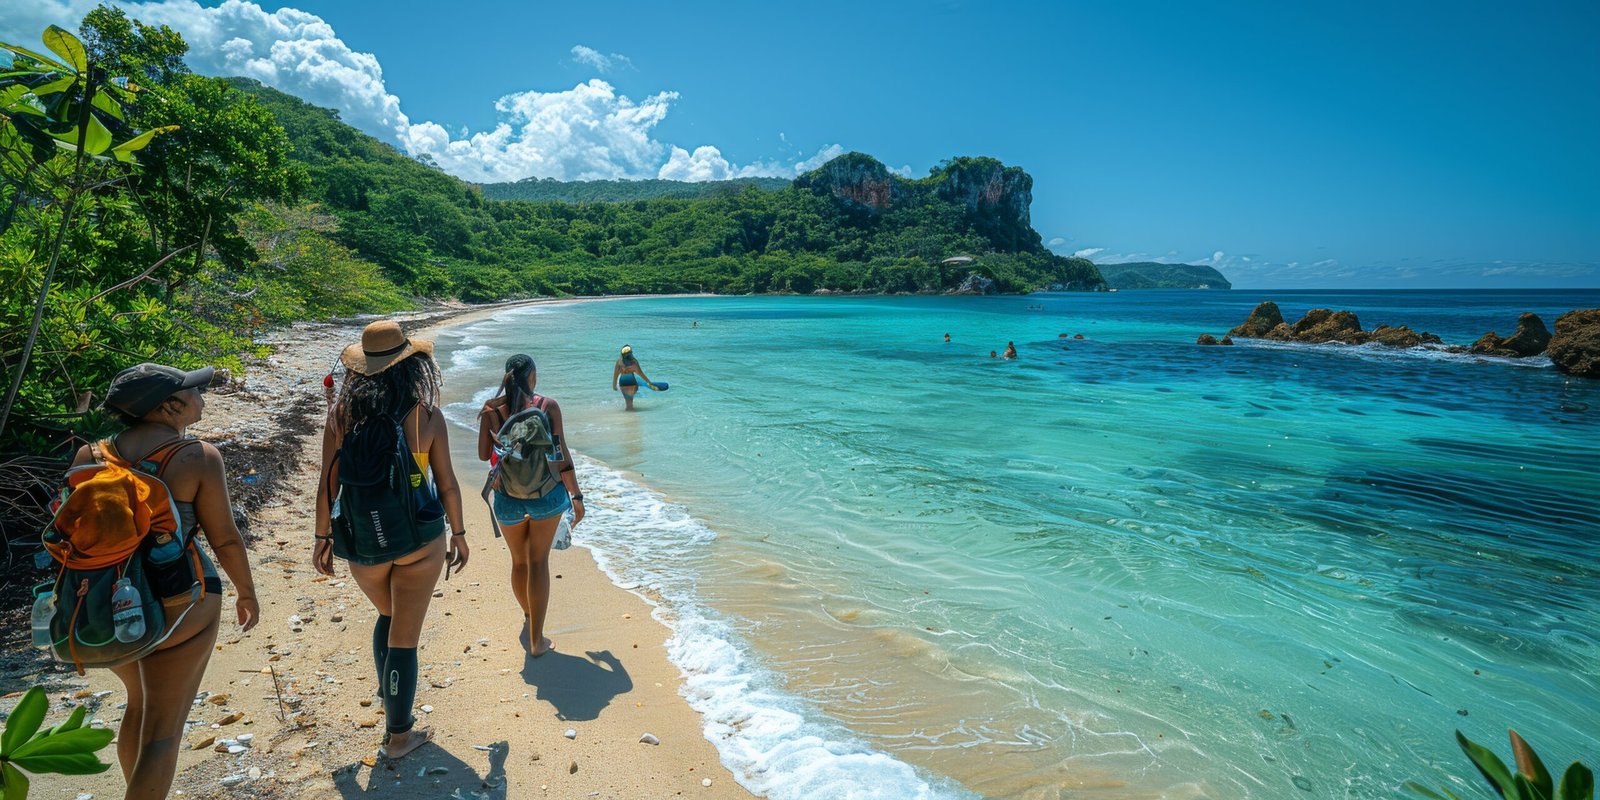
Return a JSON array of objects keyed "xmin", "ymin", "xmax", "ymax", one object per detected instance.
[{"xmin": 104, "ymin": 363, "xmax": 215, "ymax": 417}]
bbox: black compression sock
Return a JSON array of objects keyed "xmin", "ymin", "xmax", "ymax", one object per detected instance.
[
  {"xmin": 372, "ymin": 615, "xmax": 392, "ymax": 697},
  {"xmin": 382, "ymin": 646, "xmax": 418, "ymax": 735}
]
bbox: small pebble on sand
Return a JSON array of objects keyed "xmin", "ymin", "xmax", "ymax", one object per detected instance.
[
  {"xmin": 703, "ymin": 778, "xmax": 713, "ymax": 787},
  {"xmin": 639, "ymin": 733, "xmax": 660, "ymax": 745}
]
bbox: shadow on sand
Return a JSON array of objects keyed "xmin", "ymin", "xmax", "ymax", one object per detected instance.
[
  {"xmin": 520, "ymin": 649, "xmax": 632, "ymax": 721},
  {"xmin": 333, "ymin": 739, "xmax": 510, "ymax": 799}
]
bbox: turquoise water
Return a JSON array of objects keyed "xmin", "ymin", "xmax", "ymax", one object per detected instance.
[{"xmin": 434, "ymin": 291, "xmax": 1600, "ymax": 799}]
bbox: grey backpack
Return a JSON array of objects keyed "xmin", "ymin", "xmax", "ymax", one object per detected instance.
[{"xmin": 491, "ymin": 401, "xmax": 562, "ymax": 500}]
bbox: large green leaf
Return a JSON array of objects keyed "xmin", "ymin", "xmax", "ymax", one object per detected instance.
[
  {"xmin": 0, "ymin": 40, "xmax": 71, "ymax": 72},
  {"xmin": 109, "ymin": 125, "xmax": 179, "ymax": 161},
  {"xmin": 81, "ymin": 114, "xmax": 113, "ymax": 155},
  {"xmin": 41, "ymin": 26, "xmax": 87, "ymax": 74},
  {"xmin": 25, "ymin": 75, "xmax": 75, "ymax": 98},
  {"xmin": 1558, "ymin": 763, "xmax": 1595, "ymax": 800},
  {"xmin": 8, "ymin": 751, "xmax": 112, "ymax": 776},
  {"xmin": 0, "ymin": 687, "xmax": 46, "ymax": 756},
  {"xmin": 9, "ymin": 726, "xmax": 114, "ymax": 759},
  {"xmin": 1, "ymin": 761, "xmax": 31, "ymax": 800},
  {"xmin": 1459, "ymin": 730, "xmax": 1517, "ymax": 798},
  {"xmin": 89, "ymin": 90, "xmax": 124, "ymax": 122}
]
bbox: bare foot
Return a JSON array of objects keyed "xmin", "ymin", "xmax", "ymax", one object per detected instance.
[
  {"xmin": 381, "ymin": 727, "xmax": 433, "ymax": 760},
  {"xmin": 530, "ymin": 637, "xmax": 554, "ymax": 657}
]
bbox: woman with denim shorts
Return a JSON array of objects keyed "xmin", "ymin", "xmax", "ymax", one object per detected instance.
[{"xmin": 477, "ymin": 354, "xmax": 585, "ymax": 657}]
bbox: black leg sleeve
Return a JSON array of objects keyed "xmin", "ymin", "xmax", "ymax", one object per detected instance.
[
  {"xmin": 382, "ymin": 646, "xmax": 418, "ymax": 735},
  {"xmin": 372, "ymin": 615, "xmax": 392, "ymax": 697}
]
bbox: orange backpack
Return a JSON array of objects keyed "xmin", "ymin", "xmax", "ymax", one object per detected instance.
[{"xmin": 37, "ymin": 439, "xmax": 206, "ymax": 674}]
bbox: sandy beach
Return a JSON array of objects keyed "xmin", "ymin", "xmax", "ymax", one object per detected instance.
[{"xmin": 27, "ymin": 299, "xmax": 753, "ymax": 799}]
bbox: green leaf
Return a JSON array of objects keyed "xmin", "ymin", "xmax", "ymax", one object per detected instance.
[
  {"xmin": 1405, "ymin": 780, "xmax": 1454, "ymax": 799},
  {"xmin": 1558, "ymin": 763, "xmax": 1594, "ymax": 800},
  {"xmin": 89, "ymin": 90, "xmax": 124, "ymax": 122},
  {"xmin": 46, "ymin": 706, "xmax": 86, "ymax": 737},
  {"xmin": 1459, "ymin": 730, "xmax": 1518, "ymax": 798},
  {"xmin": 1, "ymin": 761, "xmax": 31, "ymax": 800},
  {"xmin": 0, "ymin": 687, "xmax": 47, "ymax": 756},
  {"xmin": 9, "ymin": 726, "xmax": 114, "ymax": 759},
  {"xmin": 0, "ymin": 39, "xmax": 71, "ymax": 72},
  {"xmin": 41, "ymin": 26, "xmax": 87, "ymax": 74},
  {"xmin": 1516, "ymin": 773, "xmax": 1551, "ymax": 800},
  {"xmin": 9, "ymin": 751, "xmax": 112, "ymax": 776},
  {"xmin": 81, "ymin": 114, "xmax": 113, "ymax": 155},
  {"xmin": 110, "ymin": 125, "xmax": 178, "ymax": 156},
  {"xmin": 25, "ymin": 75, "xmax": 75, "ymax": 97}
]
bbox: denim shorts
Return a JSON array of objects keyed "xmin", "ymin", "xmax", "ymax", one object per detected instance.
[{"xmin": 492, "ymin": 483, "xmax": 571, "ymax": 525}]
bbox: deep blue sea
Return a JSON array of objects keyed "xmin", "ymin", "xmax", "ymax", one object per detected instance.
[{"xmin": 434, "ymin": 290, "xmax": 1600, "ymax": 800}]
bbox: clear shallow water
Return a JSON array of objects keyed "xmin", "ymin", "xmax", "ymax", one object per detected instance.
[{"xmin": 433, "ymin": 291, "xmax": 1600, "ymax": 799}]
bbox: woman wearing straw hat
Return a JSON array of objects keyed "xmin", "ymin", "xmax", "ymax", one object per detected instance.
[
  {"xmin": 611, "ymin": 345, "xmax": 658, "ymax": 411},
  {"xmin": 313, "ymin": 320, "xmax": 468, "ymax": 761}
]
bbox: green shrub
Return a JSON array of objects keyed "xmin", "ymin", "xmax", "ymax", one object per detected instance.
[
  {"xmin": 1409, "ymin": 729, "xmax": 1594, "ymax": 800},
  {"xmin": 1, "ymin": 687, "xmax": 115, "ymax": 800}
]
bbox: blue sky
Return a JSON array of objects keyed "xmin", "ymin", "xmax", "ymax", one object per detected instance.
[{"xmin": 5, "ymin": 0, "xmax": 1598, "ymax": 288}]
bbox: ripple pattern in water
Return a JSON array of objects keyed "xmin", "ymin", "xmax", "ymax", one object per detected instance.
[{"xmin": 435, "ymin": 291, "xmax": 1600, "ymax": 799}]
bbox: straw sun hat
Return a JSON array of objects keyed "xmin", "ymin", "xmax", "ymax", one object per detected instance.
[{"xmin": 341, "ymin": 320, "xmax": 434, "ymax": 375}]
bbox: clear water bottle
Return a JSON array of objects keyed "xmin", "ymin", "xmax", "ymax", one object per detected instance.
[
  {"xmin": 111, "ymin": 578, "xmax": 145, "ymax": 643},
  {"xmin": 554, "ymin": 507, "xmax": 573, "ymax": 550},
  {"xmin": 149, "ymin": 532, "xmax": 183, "ymax": 566},
  {"xmin": 31, "ymin": 590, "xmax": 55, "ymax": 649}
]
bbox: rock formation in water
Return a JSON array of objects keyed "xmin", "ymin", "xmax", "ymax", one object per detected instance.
[
  {"xmin": 1227, "ymin": 302, "xmax": 1284, "ymax": 338},
  {"xmin": 1219, "ymin": 304, "xmax": 1442, "ymax": 348},
  {"xmin": 1469, "ymin": 312, "xmax": 1552, "ymax": 358},
  {"xmin": 1547, "ymin": 308, "xmax": 1600, "ymax": 378},
  {"xmin": 1197, "ymin": 334, "xmax": 1219, "ymax": 345}
]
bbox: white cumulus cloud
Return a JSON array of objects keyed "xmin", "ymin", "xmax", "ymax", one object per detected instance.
[
  {"xmin": 1046, "ymin": 237, "xmax": 1066, "ymax": 247},
  {"xmin": 1073, "ymin": 247, "xmax": 1105, "ymax": 259},
  {"xmin": 401, "ymin": 80, "xmax": 679, "ymax": 182},
  {"xmin": 2, "ymin": 1, "xmax": 848, "ymax": 183},
  {"xmin": 570, "ymin": 45, "xmax": 633, "ymax": 74}
]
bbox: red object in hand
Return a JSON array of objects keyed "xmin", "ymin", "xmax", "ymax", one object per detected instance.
[{"xmin": 323, "ymin": 373, "xmax": 334, "ymax": 389}]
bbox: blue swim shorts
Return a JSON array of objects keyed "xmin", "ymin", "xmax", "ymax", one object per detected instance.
[{"xmin": 492, "ymin": 484, "xmax": 572, "ymax": 525}]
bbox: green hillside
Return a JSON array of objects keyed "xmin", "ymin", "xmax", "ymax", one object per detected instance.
[
  {"xmin": 230, "ymin": 78, "xmax": 1103, "ymax": 299},
  {"xmin": 1096, "ymin": 261, "xmax": 1231, "ymax": 289},
  {"xmin": 480, "ymin": 176, "xmax": 792, "ymax": 202}
]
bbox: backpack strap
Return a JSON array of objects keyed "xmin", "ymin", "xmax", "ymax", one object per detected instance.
[{"xmin": 145, "ymin": 438, "xmax": 200, "ymax": 478}]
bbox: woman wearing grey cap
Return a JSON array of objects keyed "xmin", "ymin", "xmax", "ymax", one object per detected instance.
[{"xmin": 72, "ymin": 362, "xmax": 260, "ymax": 799}]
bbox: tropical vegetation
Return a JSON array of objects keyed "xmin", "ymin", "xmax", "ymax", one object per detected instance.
[{"xmin": 1, "ymin": 6, "xmax": 1096, "ymax": 472}]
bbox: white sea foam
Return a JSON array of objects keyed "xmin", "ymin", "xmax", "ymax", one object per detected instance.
[
  {"xmin": 1235, "ymin": 338, "xmax": 1556, "ymax": 368},
  {"xmin": 445, "ymin": 343, "xmax": 498, "ymax": 372},
  {"xmin": 571, "ymin": 457, "xmax": 973, "ymax": 800}
]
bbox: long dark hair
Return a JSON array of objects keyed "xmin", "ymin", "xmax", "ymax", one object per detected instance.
[
  {"xmin": 335, "ymin": 353, "xmax": 441, "ymax": 433},
  {"xmin": 498, "ymin": 353, "xmax": 535, "ymax": 411}
]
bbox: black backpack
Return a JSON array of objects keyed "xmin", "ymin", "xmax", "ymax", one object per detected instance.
[{"xmin": 328, "ymin": 408, "xmax": 445, "ymax": 564}]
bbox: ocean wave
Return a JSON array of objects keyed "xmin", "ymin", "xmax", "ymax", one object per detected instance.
[
  {"xmin": 1234, "ymin": 338, "xmax": 1556, "ymax": 368},
  {"xmin": 572, "ymin": 458, "xmax": 974, "ymax": 800}
]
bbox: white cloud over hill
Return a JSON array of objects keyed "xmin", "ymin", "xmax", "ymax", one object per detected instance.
[{"xmin": 1, "ymin": 0, "xmax": 842, "ymax": 183}]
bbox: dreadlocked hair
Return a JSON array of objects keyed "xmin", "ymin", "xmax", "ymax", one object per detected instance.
[{"xmin": 335, "ymin": 353, "xmax": 441, "ymax": 434}]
